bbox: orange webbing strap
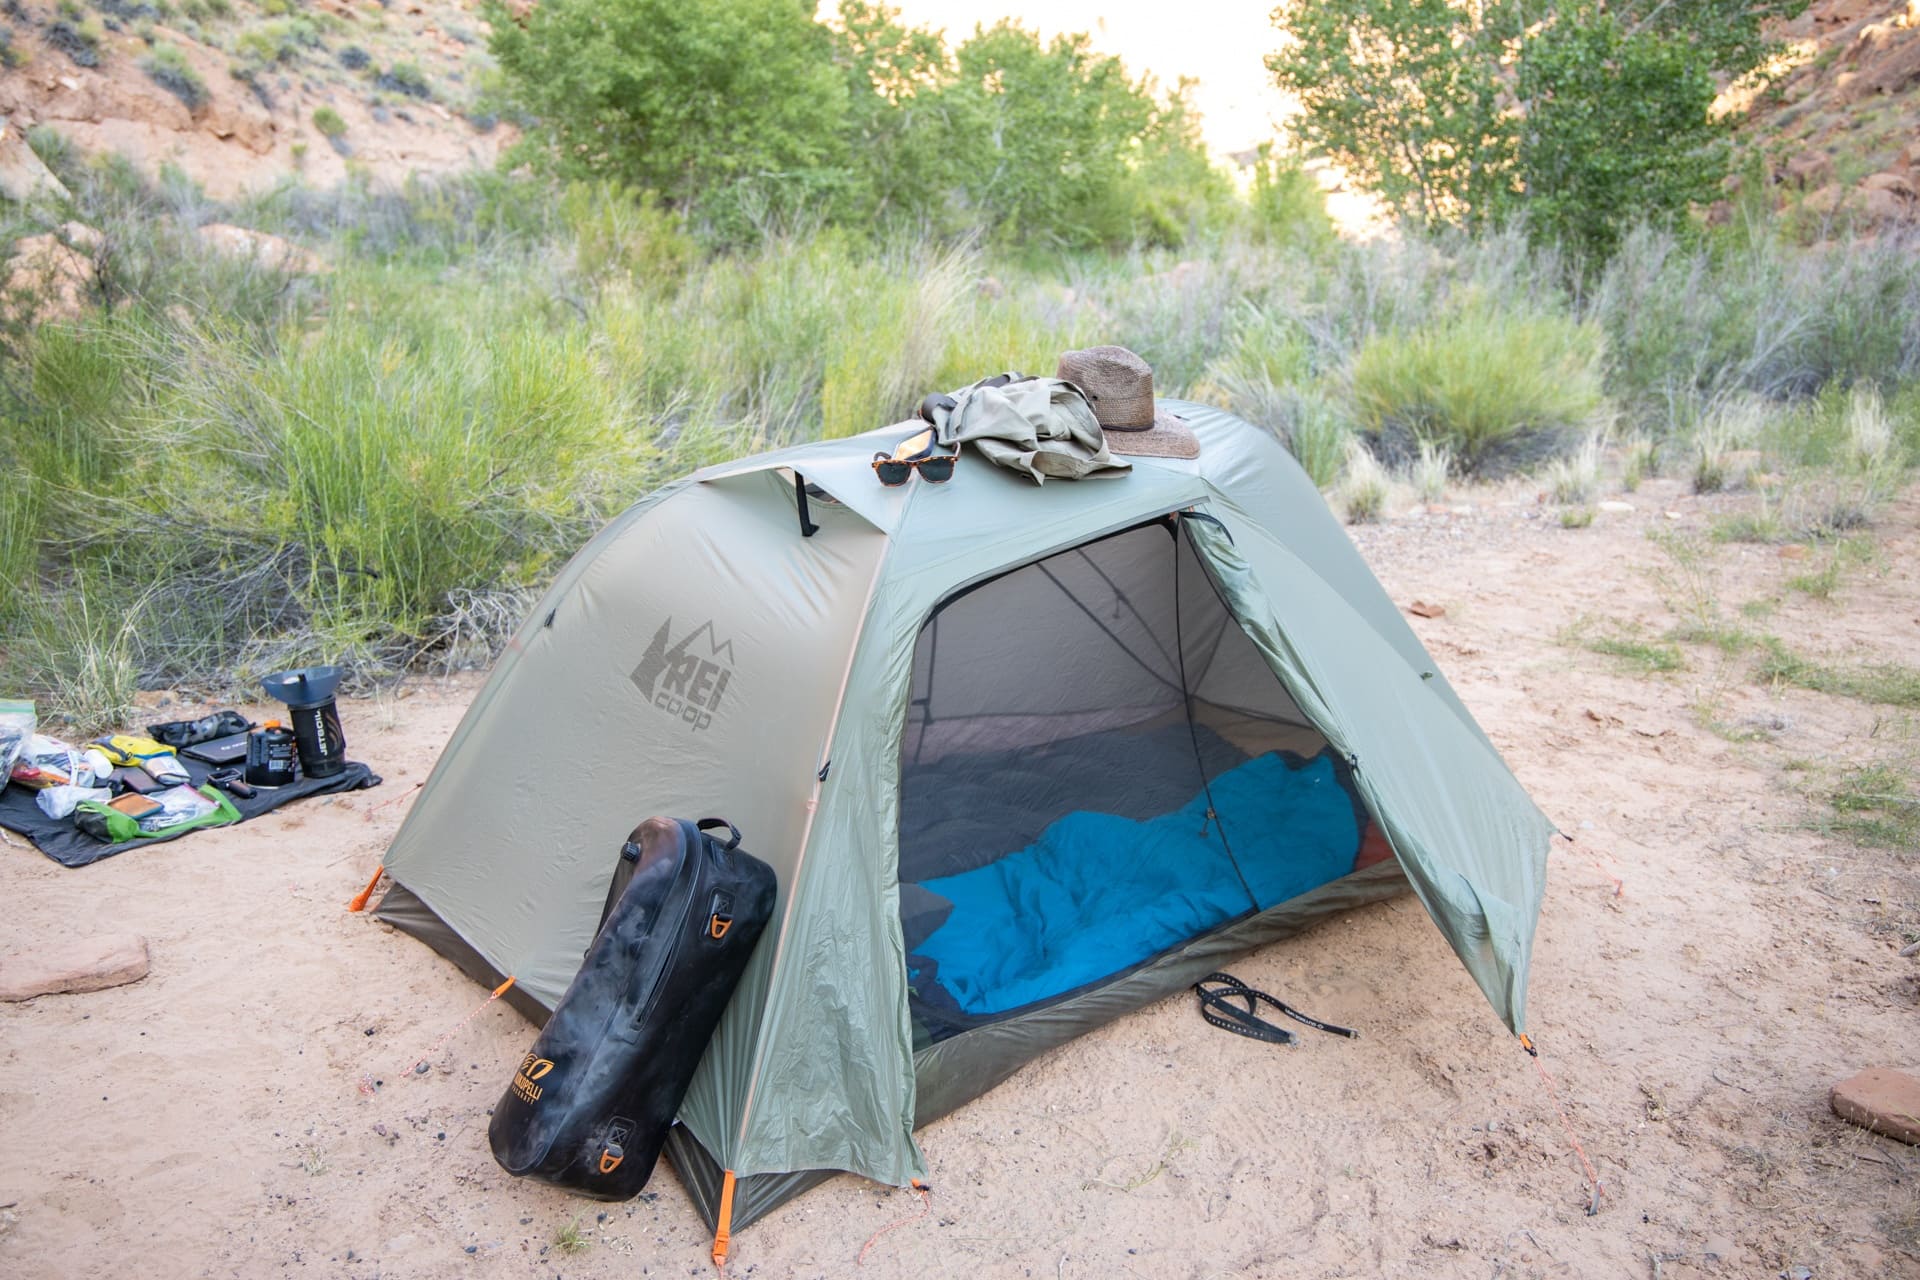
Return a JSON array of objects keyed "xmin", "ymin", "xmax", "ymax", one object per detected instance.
[
  {"xmin": 856, "ymin": 1179, "xmax": 933, "ymax": 1266},
  {"xmin": 347, "ymin": 865, "xmax": 385, "ymax": 912},
  {"xmin": 711, "ymin": 1170, "xmax": 738, "ymax": 1269},
  {"xmin": 1519, "ymin": 1034, "xmax": 1604, "ymax": 1215}
]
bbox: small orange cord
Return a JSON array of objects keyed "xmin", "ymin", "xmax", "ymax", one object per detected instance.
[
  {"xmin": 711, "ymin": 1169, "xmax": 737, "ymax": 1269},
  {"xmin": 856, "ymin": 1178, "xmax": 934, "ymax": 1265},
  {"xmin": 347, "ymin": 865, "xmax": 384, "ymax": 912},
  {"xmin": 490, "ymin": 975, "xmax": 517, "ymax": 998},
  {"xmin": 1519, "ymin": 1034, "xmax": 1603, "ymax": 1215}
]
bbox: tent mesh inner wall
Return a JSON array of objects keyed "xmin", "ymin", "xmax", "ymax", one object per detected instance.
[{"xmin": 897, "ymin": 520, "xmax": 1371, "ymax": 1045}]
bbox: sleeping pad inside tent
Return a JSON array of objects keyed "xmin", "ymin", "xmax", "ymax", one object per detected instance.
[{"xmin": 894, "ymin": 518, "xmax": 1383, "ymax": 1046}]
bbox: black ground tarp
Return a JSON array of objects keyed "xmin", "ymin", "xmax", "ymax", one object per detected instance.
[{"xmin": 0, "ymin": 757, "xmax": 381, "ymax": 867}]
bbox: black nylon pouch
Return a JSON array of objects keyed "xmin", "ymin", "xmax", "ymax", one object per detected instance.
[{"xmin": 487, "ymin": 816, "xmax": 776, "ymax": 1199}]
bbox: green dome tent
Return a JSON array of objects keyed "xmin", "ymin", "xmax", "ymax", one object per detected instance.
[{"xmin": 376, "ymin": 401, "xmax": 1554, "ymax": 1261}]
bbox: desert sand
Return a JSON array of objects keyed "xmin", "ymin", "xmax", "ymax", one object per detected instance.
[{"xmin": 1, "ymin": 473, "xmax": 1916, "ymax": 1279}]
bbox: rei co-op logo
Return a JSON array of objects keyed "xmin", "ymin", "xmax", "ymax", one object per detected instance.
[
  {"xmin": 630, "ymin": 617, "xmax": 735, "ymax": 732},
  {"xmin": 512, "ymin": 1054, "xmax": 555, "ymax": 1104}
]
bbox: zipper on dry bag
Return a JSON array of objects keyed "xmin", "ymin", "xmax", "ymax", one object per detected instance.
[{"xmin": 629, "ymin": 829, "xmax": 704, "ymax": 1029}]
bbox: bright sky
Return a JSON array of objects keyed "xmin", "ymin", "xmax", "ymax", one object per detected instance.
[{"xmin": 849, "ymin": 2, "xmax": 1290, "ymax": 156}]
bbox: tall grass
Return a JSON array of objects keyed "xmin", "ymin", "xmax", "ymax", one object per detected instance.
[
  {"xmin": 1349, "ymin": 297, "xmax": 1607, "ymax": 474},
  {"xmin": 3, "ymin": 156, "xmax": 1919, "ymax": 726}
]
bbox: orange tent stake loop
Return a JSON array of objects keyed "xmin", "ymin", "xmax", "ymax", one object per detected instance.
[
  {"xmin": 711, "ymin": 1170, "xmax": 738, "ymax": 1269},
  {"xmin": 348, "ymin": 865, "xmax": 385, "ymax": 912}
]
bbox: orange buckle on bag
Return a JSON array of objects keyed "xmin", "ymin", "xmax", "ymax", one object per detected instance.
[
  {"xmin": 708, "ymin": 913, "xmax": 732, "ymax": 940},
  {"xmin": 599, "ymin": 1146, "xmax": 624, "ymax": 1174}
]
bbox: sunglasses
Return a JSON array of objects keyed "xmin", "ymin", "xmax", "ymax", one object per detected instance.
[{"xmin": 872, "ymin": 427, "xmax": 960, "ymax": 487}]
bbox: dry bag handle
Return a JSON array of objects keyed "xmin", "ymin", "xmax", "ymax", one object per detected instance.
[{"xmin": 696, "ymin": 817, "xmax": 742, "ymax": 851}]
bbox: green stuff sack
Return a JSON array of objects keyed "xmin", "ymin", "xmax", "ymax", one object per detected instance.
[{"xmin": 74, "ymin": 785, "xmax": 241, "ymax": 844}]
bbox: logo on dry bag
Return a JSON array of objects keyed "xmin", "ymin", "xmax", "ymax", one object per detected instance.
[
  {"xmin": 630, "ymin": 618, "xmax": 735, "ymax": 733},
  {"xmin": 512, "ymin": 1054, "xmax": 555, "ymax": 1104}
]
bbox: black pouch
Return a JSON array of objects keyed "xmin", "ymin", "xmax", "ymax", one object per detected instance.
[
  {"xmin": 487, "ymin": 817, "xmax": 776, "ymax": 1199},
  {"xmin": 147, "ymin": 710, "xmax": 251, "ymax": 749}
]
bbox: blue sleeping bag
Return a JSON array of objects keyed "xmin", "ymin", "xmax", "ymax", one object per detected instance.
[{"xmin": 913, "ymin": 751, "xmax": 1361, "ymax": 1015}]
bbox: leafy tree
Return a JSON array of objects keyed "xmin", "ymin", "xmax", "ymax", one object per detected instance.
[
  {"xmin": 831, "ymin": 1, "xmax": 965, "ymax": 230},
  {"xmin": 1245, "ymin": 143, "xmax": 1335, "ymax": 250},
  {"xmin": 1515, "ymin": 9, "xmax": 1723, "ymax": 261},
  {"xmin": 940, "ymin": 22, "xmax": 1155, "ymax": 245},
  {"xmin": 831, "ymin": 8, "xmax": 1226, "ymax": 247},
  {"xmin": 485, "ymin": 0, "xmax": 853, "ymax": 236},
  {"xmin": 489, "ymin": 0, "xmax": 1225, "ymax": 248},
  {"xmin": 1267, "ymin": 0, "xmax": 1808, "ymax": 257},
  {"xmin": 1266, "ymin": 0, "xmax": 1511, "ymax": 227},
  {"xmin": 1126, "ymin": 80, "xmax": 1240, "ymax": 247}
]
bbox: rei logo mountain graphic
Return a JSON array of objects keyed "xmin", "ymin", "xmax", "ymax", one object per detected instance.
[
  {"xmin": 630, "ymin": 617, "xmax": 735, "ymax": 733},
  {"xmin": 512, "ymin": 1054, "xmax": 555, "ymax": 1104}
]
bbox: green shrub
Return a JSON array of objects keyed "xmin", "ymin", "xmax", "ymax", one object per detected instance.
[
  {"xmin": 375, "ymin": 60, "xmax": 431, "ymax": 99},
  {"xmin": 1827, "ymin": 762, "xmax": 1920, "ymax": 850},
  {"xmin": 1246, "ymin": 144, "xmax": 1335, "ymax": 252},
  {"xmin": 1349, "ymin": 298, "xmax": 1607, "ymax": 473},
  {"xmin": 311, "ymin": 105, "xmax": 347, "ymax": 138},
  {"xmin": 1592, "ymin": 226, "xmax": 1920, "ymax": 430},
  {"xmin": 233, "ymin": 16, "xmax": 322, "ymax": 67},
  {"xmin": 1284, "ymin": 387, "xmax": 1354, "ymax": 490},
  {"xmin": 558, "ymin": 181, "xmax": 694, "ymax": 287},
  {"xmin": 142, "ymin": 43, "xmax": 209, "ymax": 110},
  {"xmin": 46, "ymin": 18, "xmax": 101, "ymax": 67},
  {"xmin": 25, "ymin": 124, "xmax": 73, "ymax": 175}
]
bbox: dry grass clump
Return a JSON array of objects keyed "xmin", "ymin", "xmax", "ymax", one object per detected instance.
[
  {"xmin": 1410, "ymin": 439, "xmax": 1452, "ymax": 503},
  {"xmin": 1339, "ymin": 438, "xmax": 1391, "ymax": 523},
  {"xmin": 1545, "ymin": 429, "xmax": 1606, "ymax": 503}
]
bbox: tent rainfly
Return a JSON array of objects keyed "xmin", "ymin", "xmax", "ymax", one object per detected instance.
[{"xmin": 376, "ymin": 401, "xmax": 1555, "ymax": 1263}]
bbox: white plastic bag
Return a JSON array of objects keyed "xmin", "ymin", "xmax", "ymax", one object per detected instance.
[
  {"xmin": 0, "ymin": 699, "xmax": 33, "ymax": 781},
  {"xmin": 10, "ymin": 734, "xmax": 81, "ymax": 790},
  {"xmin": 36, "ymin": 784, "xmax": 111, "ymax": 820},
  {"xmin": 140, "ymin": 785, "xmax": 218, "ymax": 832}
]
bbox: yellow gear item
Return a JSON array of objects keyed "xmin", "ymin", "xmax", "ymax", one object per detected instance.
[{"xmin": 93, "ymin": 734, "xmax": 189, "ymax": 783}]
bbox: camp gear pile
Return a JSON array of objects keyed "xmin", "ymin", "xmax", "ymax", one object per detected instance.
[
  {"xmin": 489, "ymin": 817, "xmax": 775, "ymax": 1199},
  {"xmin": 0, "ymin": 694, "xmax": 380, "ymax": 867},
  {"xmin": 375, "ymin": 399, "xmax": 1554, "ymax": 1248}
]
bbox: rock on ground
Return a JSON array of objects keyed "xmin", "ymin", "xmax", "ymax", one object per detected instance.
[
  {"xmin": 1830, "ymin": 1067, "xmax": 1920, "ymax": 1145},
  {"xmin": 194, "ymin": 223, "xmax": 328, "ymax": 275},
  {"xmin": 0, "ymin": 122, "xmax": 70, "ymax": 204},
  {"xmin": 1, "ymin": 226, "xmax": 99, "ymax": 325},
  {"xmin": 0, "ymin": 934, "xmax": 150, "ymax": 1002}
]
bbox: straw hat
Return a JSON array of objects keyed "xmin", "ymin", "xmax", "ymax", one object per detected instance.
[{"xmin": 1055, "ymin": 345, "xmax": 1198, "ymax": 460}]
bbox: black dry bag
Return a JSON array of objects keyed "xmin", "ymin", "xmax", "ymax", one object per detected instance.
[{"xmin": 487, "ymin": 816, "xmax": 775, "ymax": 1199}]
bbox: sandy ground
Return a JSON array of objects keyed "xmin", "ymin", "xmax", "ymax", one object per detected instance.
[{"xmin": 2, "ymin": 473, "xmax": 1917, "ymax": 1280}]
